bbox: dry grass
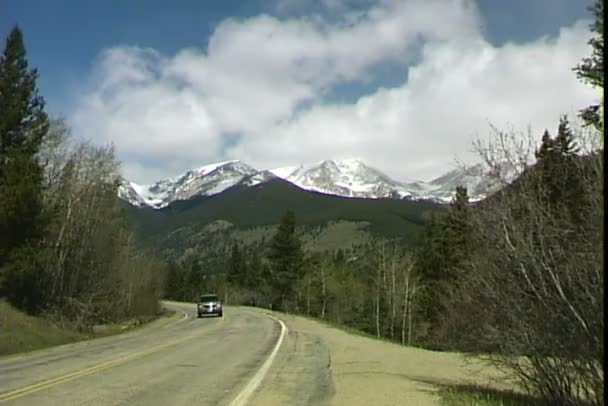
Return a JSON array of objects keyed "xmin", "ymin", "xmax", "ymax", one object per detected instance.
[
  {"xmin": 253, "ymin": 308, "xmax": 531, "ymax": 406},
  {"xmin": 0, "ymin": 300, "xmax": 86, "ymax": 356},
  {"xmin": 0, "ymin": 300, "xmax": 176, "ymax": 357},
  {"xmin": 434, "ymin": 383, "xmax": 544, "ymax": 405}
]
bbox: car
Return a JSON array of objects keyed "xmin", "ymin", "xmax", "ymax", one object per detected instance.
[{"xmin": 196, "ymin": 294, "xmax": 223, "ymax": 317}]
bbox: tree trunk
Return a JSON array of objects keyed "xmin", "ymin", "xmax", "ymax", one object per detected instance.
[
  {"xmin": 390, "ymin": 248, "xmax": 397, "ymax": 340},
  {"xmin": 295, "ymin": 282, "xmax": 300, "ymax": 313},
  {"xmin": 375, "ymin": 262, "xmax": 381, "ymax": 339},
  {"xmin": 306, "ymin": 277, "xmax": 310, "ymax": 316},
  {"xmin": 408, "ymin": 281, "xmax": 419, "ymax": 346},
  {"xmin": 320, "ymin": 264, "xmax": 327, "ymax": 319},
  {"xmin": 401, "ymin": 269, "xmax": 410, "ymax": 345}
]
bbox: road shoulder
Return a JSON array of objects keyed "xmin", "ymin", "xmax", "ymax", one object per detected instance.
[{"xmin": 246, "ymin": 308, "xmax": 514, "ymax": 406}]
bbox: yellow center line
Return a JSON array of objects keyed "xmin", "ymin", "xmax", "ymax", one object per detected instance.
[{"xmin": 0, "ymin": 317, "xmax": 225, "ymax": 402}]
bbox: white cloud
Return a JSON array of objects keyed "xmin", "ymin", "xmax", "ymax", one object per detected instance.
[{"xmin": 69, "ymin": 0, "xmax": 597, "ymax": 184}]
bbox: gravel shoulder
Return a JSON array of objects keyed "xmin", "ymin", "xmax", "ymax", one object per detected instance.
[{"xmin": 248, "ymin": 308, "xmax": 515, "ymax": 406}]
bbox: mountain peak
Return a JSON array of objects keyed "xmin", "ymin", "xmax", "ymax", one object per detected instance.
[
  {"xmin": 119, "ymin": 160, "xmax": 258, "ymax": 208},
  {"xmin": 193, "ymin": 160, "xmax": 241, "ymax": 175},
  {"xmin": 270, "ymin": 158, "xmax": 412, "ymax": 199},
  {"xmin": 119, "ymin": 159, "xmax": 501, "ymax": 208}
]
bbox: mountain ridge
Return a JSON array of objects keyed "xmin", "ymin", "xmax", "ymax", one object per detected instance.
[{"xmin": 118, "ymin": 158, "xmax": 496, "ymax": 209}]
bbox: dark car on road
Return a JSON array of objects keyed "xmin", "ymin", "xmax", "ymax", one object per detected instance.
[{"xmin": 197, "ymin": 294, "xmax": 223, "ymax": 318}]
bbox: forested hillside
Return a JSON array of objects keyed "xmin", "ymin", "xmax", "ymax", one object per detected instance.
[{"xmin": 126, "ymin": 177, "xmax": 443, "ymax": 265}]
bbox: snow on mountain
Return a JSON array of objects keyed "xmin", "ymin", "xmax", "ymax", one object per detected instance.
[
  {"xmin": 119, "ymin": 160, "xmax": 258, "ymax": 208},
  {"xmin": 117, "ymin": 180, "xmax": 149, "ymax": 208},
  {"xmin": 269, "ymin": 159, "xmax": 507, "ymax": 202},
  {"xmin": 119, "ymin": 158, "xmax": 503, "ymax": 208},
  {"xmin": 270, "ymin": 159, "xmax": 418, "ymax": 199},
  {"xmin": 269, "ymin": 165, "xmax": 299, "ymax": 179},
  {"xmin": 238, "ymin": 170, "xmax": 278, "ymax": 187},
  {"xmin": 425, "ymin": 164, "xmax": 494, "ymax": 202}
]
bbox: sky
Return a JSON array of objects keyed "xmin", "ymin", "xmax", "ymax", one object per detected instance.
[{"xmin": 1, "ymin": 0, "xmax": 599, "ymax": 184}]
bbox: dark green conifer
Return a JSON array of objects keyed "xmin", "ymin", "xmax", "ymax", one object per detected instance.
[
  {"xmin": 268, "ymin": 210, "xmax": 303, "ymax": 310},
  {"xmin": 0, "ymin": 27, "xmax": 49, "ymax": 307}
]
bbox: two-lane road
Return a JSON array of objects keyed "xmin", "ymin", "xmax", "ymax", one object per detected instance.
[{"xmin": 0, "ymin": 302, "xmax": 282, "ymax": 406}]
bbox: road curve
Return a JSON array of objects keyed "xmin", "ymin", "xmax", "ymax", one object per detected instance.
[{"xmin": 0, "ymin": 302, "xmax": 281, "ymax": 406}]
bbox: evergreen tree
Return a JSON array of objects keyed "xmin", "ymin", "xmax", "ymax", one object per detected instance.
[
  {"xmin": 0, "ymin": 27, "xmax": 48, "ymax": 157},
  {"xmin": 184, "ymin": 256, "xmax": 203, "ymax": 300},
  {"xmin": 268, "ymin": 210, "xmax": 304, "ymax": 310},
  {"xmin": 573, "ymin": 0, "xmax": 604, "ymax": 130},
  {"xmin": 536, "ymin": 128, "xmax": 561, "ymax": 197},
  {"xmin": 535, "ymin": 130, "xmax": 556, "ymax": 162},
  {"xmin": 0, "ymin": 26, "xmax": 49, "ymax": 305},
  {"xmin": 449, "ymin": 186, "xmax": 470, "ymax": 216},
  {"xmin": 165, "ymin": 261, "xmax": 186, "ymax": 300},
  {"xmin": 244, "ymin": 251, "xmax": 262, "ymax": 289},
  {"xmin": 436, "ymin": 186, "xmax": 472, "ymax": 279},
  {"xmin": 414, "ymin": 186, "xmax": 473, "ymax": 347},
  {"xmin": 226, "ymin": 242, "xmax": 246, "ymax": 287},
  {"xmin": 555, "ymin": 115, "xmax": 579, "ymax": 157},
  {"xmin": 414, "ymin": 214, "xmax": 445, "ymax": 281},
  {"xmin": 535, "ymin": 117, "xmax": 583, "ymax": 220}
]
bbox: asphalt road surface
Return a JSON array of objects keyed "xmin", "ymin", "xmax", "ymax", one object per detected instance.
[{"xmin": 0, "ymin": 302, "xmax": 289, "ymax": 406}]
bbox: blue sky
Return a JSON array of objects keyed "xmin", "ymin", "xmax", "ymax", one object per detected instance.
[
  {"xmin": 1, "ymin": 0, "xmax": 593, "ymax": 114},
  {"xmin": 1, "ymin": 0, "xmax": 598, "ymax": 183}
]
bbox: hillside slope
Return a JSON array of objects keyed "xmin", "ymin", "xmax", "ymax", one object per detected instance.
[
  {"xmin": 126, "ymin": 178, "xmax": 444, "ymax": 259},
  {"xmin": 133, "ymin": 179, "xmax": 440, "ymax": 231}
]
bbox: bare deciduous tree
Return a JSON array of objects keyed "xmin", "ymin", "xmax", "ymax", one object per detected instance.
[{"xmin": 459, "ymin": 123, "xmax": 603, "ymax": 405}]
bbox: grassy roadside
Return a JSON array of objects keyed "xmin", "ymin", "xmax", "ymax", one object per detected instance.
[
  {"xmin": 0, "ymin": 300, "xmax": 87, "ymax": 356},
  {"xmin": 437, "ymin": 384, "xmax": 544, "ymax": 406},
  {"xmin": 0, "ymin": 300, "xmax": 176, "ymax": 357},
  {"xmin": 236, "ymin": 305, "xmax": 539, "ymax": 406}
]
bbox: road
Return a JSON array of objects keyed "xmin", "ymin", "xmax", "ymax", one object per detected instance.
[
  {"xmin": 0, "ymin": 302, "xmax": 290, "ymax": 406},
  {"xmin": 0, "ymin": 301, "xmax": 508, "ymax": 405}
]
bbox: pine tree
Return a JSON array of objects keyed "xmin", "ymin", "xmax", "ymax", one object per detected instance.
[
  {"xmin": 555, "ymin": 115, "xmax": 579, "ymax": 157},
  {"xmin": 536, "ymin": 128, "xmax": 561, "ymax": 203},
  {"xmin": 268, "ymin": 210, "xmax": 303, "ymax": 311},
  {"xmin": 226, "ymin": 242, "xmax": 246, "ymax": 288},
  {"xmin": 0, "ymin": 27, "xmax": 49, "ymax": 157},
  {"xmin": 414, "ymin": 186, "xmax": 473, "ymax": 347},
  {"xmin": 165, "ymin": 261, "xmax": 187, "ymax": 300},
  {"xmin": 573, "ymin": 0, "xmax": 604, "ymax": 130},
  {"xmin": 535, "ymin": 130, "xmax": 556, "ymax": 162},
  {"xmin": 450, "ymin": 186, "xmax": 470, "ymax": 212},
  {"xmin": 244, "ymin": 251, "xmax": 262, "ymax": 290},
  {"xmin": 0, "ymin": 26, "xmax": 49, "ymax": 305},
  {"xmin": 535, "ymin": 117, "xmax": 582, "ymax": 218},
  {"xmin": 441, "ymin": 186, "xmax": 472, "ymax": 278}
]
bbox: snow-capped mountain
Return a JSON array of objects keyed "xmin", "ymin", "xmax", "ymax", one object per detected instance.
[
  {"xmin": 238, "ymin": 170, "xmax": 278, "ymax": 188},
  {"xmin": 118, "ymin": 160, "xmax": 258, "ymax": 208},
  {"xmin": 424, "ymin": 163, "xmax": 498, "ymax": 202},
  {"xmin": 117, "ymin": 181, "xmax": 149, "ymax": 208},
  {"xmin": 270, "ymin": 159, "xmax": 422, "ymax": 199},
  {"xmin": 118, "ymin": 159, "xmax": 501, "ymax": 209},
  {"xmin": 269, "ymin": 159, "xmax": 497, "ymax": 202}
]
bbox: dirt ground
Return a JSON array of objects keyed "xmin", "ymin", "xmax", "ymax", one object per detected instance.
[{"xmin": 251, "ymin": 309, "xmax": 516, "ymax": 406}]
